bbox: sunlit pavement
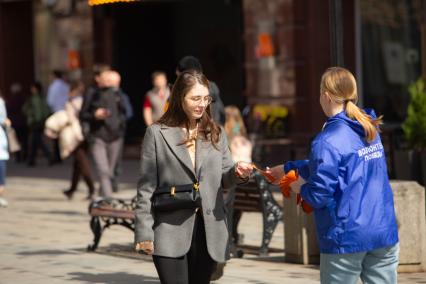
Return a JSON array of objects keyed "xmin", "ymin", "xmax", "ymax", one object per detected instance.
[{"xmin": 0, "ymin": 159, "xmax": 424, "ymax": 284}]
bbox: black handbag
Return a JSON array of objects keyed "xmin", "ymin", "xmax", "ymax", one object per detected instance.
[{"xmin": 152, "ymin": 182, "xmax": 201, "ymax": 212}]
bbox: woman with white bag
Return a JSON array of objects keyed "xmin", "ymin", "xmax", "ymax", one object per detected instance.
[
  {"xmin": 62, "ymin": 81, "xmax": 95, "ymax": 200},
  {"xmin": 0, "ymin": 91, "xmax": 10, "ymax": 207},
  {"xmin": 45, "ymin": 81, "xmax": 95, "ymax": 200}
]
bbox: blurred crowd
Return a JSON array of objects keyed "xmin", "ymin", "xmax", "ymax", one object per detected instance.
[{"xmin": 0, "ymin": 55, "xmax": 253, "ymax": 207}]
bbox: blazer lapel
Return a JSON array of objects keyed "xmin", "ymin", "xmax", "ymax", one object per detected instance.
[
  {"xmin": 160, "ymin": 126, "xmax": 196, "ymax": 178},
  {"xmin": 195, "ymin": 137, "xmax": 213, "ymax": 177}
]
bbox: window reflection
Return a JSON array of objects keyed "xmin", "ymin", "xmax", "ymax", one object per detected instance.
[{"xmin": 361, "ymin": 0, "xmax": 423, "ymax": 121}]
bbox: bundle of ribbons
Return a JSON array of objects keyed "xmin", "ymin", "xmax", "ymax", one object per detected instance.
[
  {"xmin": 254, "ymin": 165, "xmax": 313, "ymax": 214},
  {"xmin": 278, "ymin": 170, "xmax": 313, "ymax": 214}
]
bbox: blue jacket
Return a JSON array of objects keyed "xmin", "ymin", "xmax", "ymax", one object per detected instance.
[{"xmin": 285, "ymin": 110, "xmax": 398, "ymax": 254}]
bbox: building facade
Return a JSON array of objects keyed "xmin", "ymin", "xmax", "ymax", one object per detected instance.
[{"xmin": 0, "ymin": 0, "xmax": 424, "ymax": 141}]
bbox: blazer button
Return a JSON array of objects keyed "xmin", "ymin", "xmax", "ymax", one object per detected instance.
[{"xmin": 206, "ymin": 209, "xmax": 212, "ymax": 215}]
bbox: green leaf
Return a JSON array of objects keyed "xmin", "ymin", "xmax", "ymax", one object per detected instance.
[{"xmin": 402, "ymin": 78, "xmax": 426, "ymax": 150}]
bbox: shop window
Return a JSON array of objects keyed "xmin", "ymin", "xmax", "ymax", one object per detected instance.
[{"xmin": 360, "ymin": 0, "xmax": 423, "ymax": 122}]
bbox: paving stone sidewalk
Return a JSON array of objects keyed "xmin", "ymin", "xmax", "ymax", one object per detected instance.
[{"xmin": 0, "ymin": 160, "xmax": 424, "ymax": 284}]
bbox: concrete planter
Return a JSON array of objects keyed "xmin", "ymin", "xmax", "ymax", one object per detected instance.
[
  {"xmin": 394, "ymin": 150, "xmax": 426, "ymax": 186},
  {"xmin": 283, "ymin": 197, "xmax": 319, "ymax": 265},
  {"xmin": 391, "ymin": 181, "xmax": 426, "ymax": 272},
  {"xmin": 283, "ymin": 180, "xmax": 426, "ymax": 272}
]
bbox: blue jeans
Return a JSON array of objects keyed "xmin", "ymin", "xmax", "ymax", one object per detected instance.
[
  {"xmin": 320, "ymin": 243, "xmax": 399, "ymax": 284},
  {"xmin": 0, "ymin": 160, "xmax": 6, "ymax": 185}
]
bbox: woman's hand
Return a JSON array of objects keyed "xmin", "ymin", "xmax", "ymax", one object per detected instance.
[
  {"xmin": 94, "ymin": 108, "xmax": 110, "ymax": 120},
  {"xmin": 135, "ymin": 241, "xmax": 154, "ymax": 255},
  {"xmin": 265, "ymin": 165, "xmax": 285, "ymax": 185},
  {"xmin": 266, "ymin": 165, "xmax": 285, "ymax": 185},
  {"xmin": 290, "ymin": 176, "xmax": 306, "ymax": 194},
  {"xmin": 4, "ymin": 118, "xmax": 11, "ymax": 127},
  {"xmin": 235, "ymin": 161, "xmax": 253, "ymax": 179}
]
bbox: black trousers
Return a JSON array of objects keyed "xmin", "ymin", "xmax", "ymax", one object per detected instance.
[
  {"xmin": 152, "ymin": 212, "xmax": 217, "ymax": 284},
  {"xmin": 68, "ymin": 143, "xmax": 95, "ymax": 196},
  {"xmin": 27, "ymin": 126, "xmax": 52, "ymax": 164}
]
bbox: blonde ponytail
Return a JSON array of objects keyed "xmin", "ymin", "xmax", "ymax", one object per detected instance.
[
  {"xmin": 345, "ymin": 101, "xmax": 382, "ymax": 142},
  {"xmin": 321, "ymin": 67, "xmax": 383, "ymax": 143}
]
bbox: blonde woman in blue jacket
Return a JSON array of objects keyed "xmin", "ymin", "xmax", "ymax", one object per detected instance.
[
  {"xmin": 268, "ymin": 67, "xmax": 399, "ymax": 284},
  {"xmin": 0, "ymin": 93, "xmax": 10, "ymax": 207}
]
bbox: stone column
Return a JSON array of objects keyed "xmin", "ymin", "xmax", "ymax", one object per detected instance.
[
  {"xmin": 33, "ymin": 1, "xmax": 93, "ymax": 86},
  {"xmin": 243, "ymin": 0, "xmax": 297, "ymax": 107}
]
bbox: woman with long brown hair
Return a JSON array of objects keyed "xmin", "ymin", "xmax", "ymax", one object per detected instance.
[
  {"xmin": 224, "ymin": 105, "xmax": 247, "ymax": 140},
  {"xmin": 224, "ymin": 105, "xmax": 252, "ymax": 163},
  {"xmin": 134, "ymin": 70, "xmax": 253, "ymax": 284},
  {"xmin": 62, "ymin": 81, "xmax": 95, "ymax": 200}
]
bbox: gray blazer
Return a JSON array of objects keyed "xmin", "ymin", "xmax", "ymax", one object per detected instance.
[{"xmin": 134, "ymin": 123, "xmax": 238, "ymax": 262}]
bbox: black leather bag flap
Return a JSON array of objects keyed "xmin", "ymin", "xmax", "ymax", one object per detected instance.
[
  {"xmin": 153, "ymin": 184, "xmax": 195, "ymax": 196},
  {"xmin": 152, "ymin": 183, "xmax": 201, "ymax": 212}
]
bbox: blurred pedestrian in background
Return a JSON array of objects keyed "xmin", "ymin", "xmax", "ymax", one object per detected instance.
[
  {"xmin": 6, "ymin": 83, "xmax": 27, "ymax": 163},
  {"xmin": 62, "ymin": 81, "xmax": 95, "ymax": 200},
  {"xmin": 22, "ymin": 82, "xmax": 52, "ymax": 167},
  {"xmin": 143, "ymin": 71, "xmax": 170, "ymax": 126},
  {"xmin": 47, "ymin": 70, "xmax": 70, "ymax": 164},
  {"xmin": 109, "ymin": 71, "xmax": 133, "ymax": 193},
  {"xmin": 220, "ymin": 105, "xmax": 252, "ymax": 273},
  {"xmin": 0, "ymin": 90, "xmax": 10, "ymax": 207},
  {"xmin": 80, "ymin": 64, "xmax": 110, "ymax": 141},
  {"xmin": 47, "ymin": 70, "xmax": 70, "ymax": 113},
  {"xmin": 80, "ymin": 70, "xmax": 127, "ymax": 198},
  {"xmin": 224, "ymin": 105, "xmax": 252, "ymax": 163}
]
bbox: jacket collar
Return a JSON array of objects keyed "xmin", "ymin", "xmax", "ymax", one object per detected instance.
[
  {"xmin": 159, "ymin": 125, "xmax": 212, "ymax": 179},
  {"xmin": 195, "ymin": 135, "xmax": 212, "ymax": 176}
]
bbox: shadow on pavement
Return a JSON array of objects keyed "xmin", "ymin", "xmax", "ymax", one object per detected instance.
[
  {"xmin": 243, "ymin": 255, "xmax": 286, "ymax": 263},
  {"xmin": 16, "ymin": 249, "xmax": 77, "ymax": 256},
  {"xmin": 18, "ymin": 197, "xmax": 71, "ymax": 202},
  {"xmin": 70, "ymin": 244, "xmax": 153, "ymax": 262},
  {"xmin": 7, "ymin": 159, "xmax": 139, "ymax": 186},
  {"xmin": 68, "ymin": 272, "xmax": 159, "ymax": 284},
  {"xmin": 244, "ymin": 255, "xmax": 318, "ymax": 269},
  {"xmin": 23, "ymin": 209, "xmax": 86, "ymax": 216}
]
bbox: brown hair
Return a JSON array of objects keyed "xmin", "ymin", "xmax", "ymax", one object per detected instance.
[
  {"xmin": 157, "ymin": 70, "xmax": 221, "ymax": 147},
  {"xmin": 69, "ymin": 80, "xmax": 83, "ymax": 92},
  {"xmin": 224, "ymin": 105, "xmax": 247, "ymax": 139},
  {"xmin": 320, "ymin": 67, "xmax": 382, "ymax": 142}
]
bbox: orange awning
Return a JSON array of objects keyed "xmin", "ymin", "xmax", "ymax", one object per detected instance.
[{"xmin": 88, "ymin": 0, "xmax": 140, "ymax": 6}]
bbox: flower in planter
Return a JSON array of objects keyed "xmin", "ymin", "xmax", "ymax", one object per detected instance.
[{"xmin": 252, "ymin": 104, "xmax": 289, "ymax": 138}]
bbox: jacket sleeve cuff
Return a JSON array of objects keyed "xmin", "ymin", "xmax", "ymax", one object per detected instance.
[
  {"xmin": 134, "ymin": 208, "xmax": 155, "ymax": 243},
  {"xmin": 300, "ymin": 183, "xmax": 335, "ymax": 210},
  {"xmin": 284, "ymin": 160, "xmax": 310, "ymax": 180}
]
